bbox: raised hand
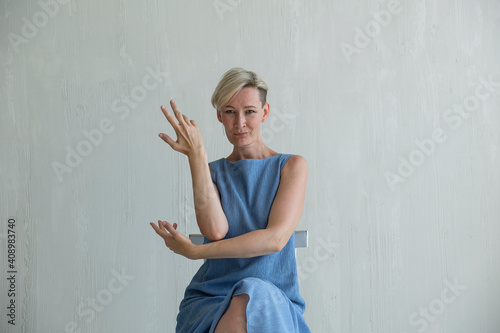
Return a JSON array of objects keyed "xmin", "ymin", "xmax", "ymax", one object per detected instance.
[
  {"xmin": 158, "ymin": 100, "xmax": 205, "ymax": 158},
  {"xmin": 150, "ymin": 220, "xmax": 198, "ymax": 259}
]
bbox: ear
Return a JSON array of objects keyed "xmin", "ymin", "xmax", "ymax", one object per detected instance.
[
  {"xmin": 261, "ymin": 103, "xmax": 270, "ymax": 122},
  {"xmin": 217, "ymin": 109, "xmax": 223, "ymax": 123}
]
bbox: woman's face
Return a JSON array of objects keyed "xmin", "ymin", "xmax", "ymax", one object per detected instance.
[{"xmin": 217, "ymin": 87, "xmax": 269, "ymax": 148}]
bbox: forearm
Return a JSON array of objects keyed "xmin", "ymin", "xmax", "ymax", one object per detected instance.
[
  {"xmin": 188, "ymin": 151, "xmax": 228, "ymax": 240},
  {"xmin": 192, "ymin": 229, "xmax": 282, "ymax": 259}
]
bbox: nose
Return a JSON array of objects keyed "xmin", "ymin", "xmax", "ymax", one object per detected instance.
[{"xmin": 234, "ymin": 113, "xmax": 246, "ymax": 128}]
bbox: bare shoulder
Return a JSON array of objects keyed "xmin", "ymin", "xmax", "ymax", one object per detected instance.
[{"xmin": 282, "ymin": 154, "xmax": 308, "ymax": 177}]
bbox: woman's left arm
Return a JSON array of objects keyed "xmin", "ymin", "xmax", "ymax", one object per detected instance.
[{"xmin": 150, "ymin": 155, "xmax": 308, "ymax": 259}]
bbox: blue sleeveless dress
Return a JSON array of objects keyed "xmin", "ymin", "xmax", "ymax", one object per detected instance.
[{"xmin": 176, "ymin": 153, "xmax": 310, "ymax": 333}]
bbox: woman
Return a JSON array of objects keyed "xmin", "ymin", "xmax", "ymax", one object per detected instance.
[{"xmin": 150, "ymin": 68, "xmax": 310, "ymax": 332}]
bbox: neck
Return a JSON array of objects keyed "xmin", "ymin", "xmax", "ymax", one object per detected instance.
[{"xmin": 227, "ymin": 142, "xmax": 277, "ymax": 162}]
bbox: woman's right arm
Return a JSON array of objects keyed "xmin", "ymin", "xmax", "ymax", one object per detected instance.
[
  {"xmin": 187, "ymin": 151, "xmax": 228, "ymax": 241},
  {"xmin": 159, "ymin": 100, "xmax": 228, "ymax": 241}
]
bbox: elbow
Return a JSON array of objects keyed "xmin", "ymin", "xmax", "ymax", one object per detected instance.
[
  {"xmin": 204, "ymin": 226, "xmax": 228, "ymax": 242},
  {"xmin": 206, "ymin": 232, "xmax": 226, "ymax": 242},
  {"xmin": 271, "ymin": 243, "xmax": 284, "ymax": 254},
  {"xmin": 199, "ymin": 216, "xmax": 228, "ymax": 241},
  {"xmin": 270, "ymin": 234, "xmax": 288, "ymax": 253}
]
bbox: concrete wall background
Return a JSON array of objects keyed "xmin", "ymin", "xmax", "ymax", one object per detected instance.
[{"xmin": 1, "ymin": 0, "xmax": 499, "ymax": 332}]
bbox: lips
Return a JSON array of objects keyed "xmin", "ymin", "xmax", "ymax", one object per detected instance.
[{"xmin": 234, "ymin": 132, "xmax": 248, "ymax": 137}]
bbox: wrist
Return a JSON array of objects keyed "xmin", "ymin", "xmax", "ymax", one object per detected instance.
[
  {"xmin": 187, "ymin": 148, "xmax": 207, "ymax": 162},
  {"xmin": 189, "ymin": 244, "xmax": 204, "ymax": 260}
]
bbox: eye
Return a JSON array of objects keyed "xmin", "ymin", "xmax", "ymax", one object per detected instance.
[
  {"xmin": 224, "ymin": 109, "xmax": 235, "ymax": 114},
  {"xmin": 246, "ymin": 109, "xmax": 256, "ymax": 114}
]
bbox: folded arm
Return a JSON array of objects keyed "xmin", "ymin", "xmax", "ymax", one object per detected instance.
[{"xmin": 151, "ymin": 155, "xmax": 308, "ymax": 259}]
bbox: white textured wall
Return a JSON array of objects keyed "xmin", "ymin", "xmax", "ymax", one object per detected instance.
[{"xmin": 1, "ymin": 1, "xmax": 499, "ymax": 332}]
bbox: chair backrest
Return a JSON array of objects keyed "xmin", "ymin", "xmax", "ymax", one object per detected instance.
[{"xmin": 189, "ymin": 230, "xmax": 308, "ymax": 248}]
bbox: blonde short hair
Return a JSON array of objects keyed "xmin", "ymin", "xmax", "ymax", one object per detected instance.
[{"xmin": 211, "ymin": 67, "xmax": 269, "ymax": 111}]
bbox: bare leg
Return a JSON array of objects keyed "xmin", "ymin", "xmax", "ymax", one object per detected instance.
[{"xmin": 214, "ymin": 294, "xmax": 249, "ymax": 333}]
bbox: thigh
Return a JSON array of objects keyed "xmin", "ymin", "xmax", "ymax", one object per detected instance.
[{"xmin": 214, "ymin": 294, "xmax": 249, "ymax": 333}]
